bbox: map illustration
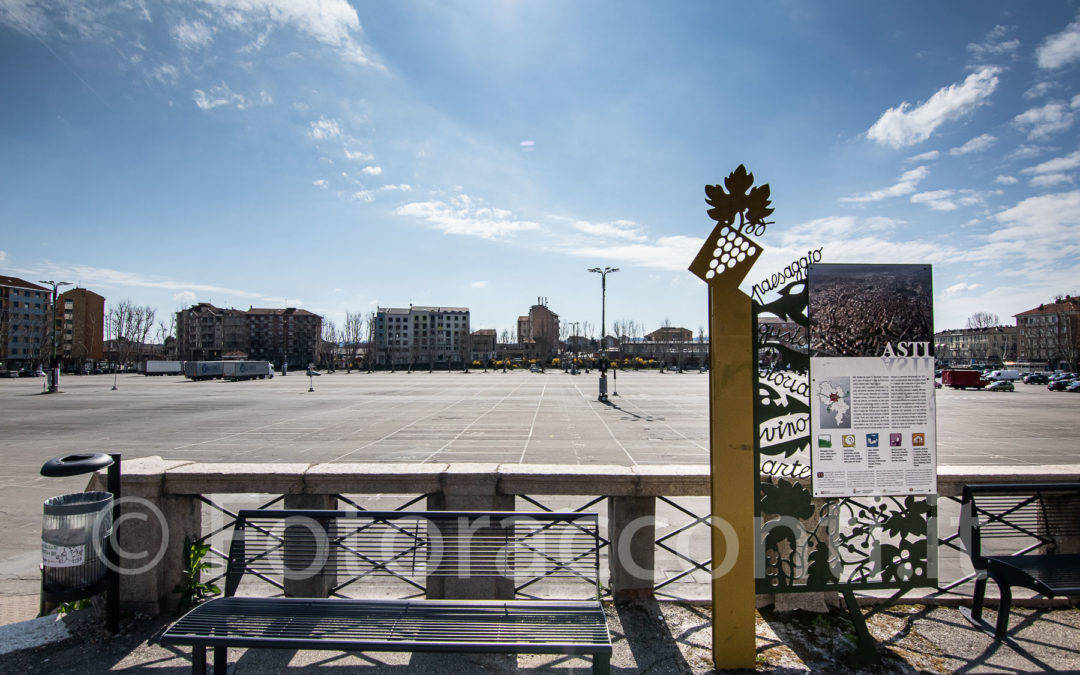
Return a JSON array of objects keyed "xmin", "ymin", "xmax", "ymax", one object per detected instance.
[{"xmin": 816, "ymin": 377, "xmax": 851, "ymax": 429}]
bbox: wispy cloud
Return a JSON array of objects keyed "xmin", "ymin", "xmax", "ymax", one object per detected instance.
[
  {"xmin": 949, "ymin": 133, "xmax": 997, "ymax": 156},
  {"xmin": 944, "ymin": 282, "xmax": 982, "ymax": 296},
  {"xmin": 0, "ymin": 250, "xmax": 7, "ymax": 266},
  {"xmin": 840, "ymin": 166, "xmax": 929, "ymax": 203},
  {"xmin": 345, "ymin": 148, "xmax": 374, "ymax": 161},
  {"xmin": 174, "ymin": 291, "xmax": 197, "ymax": 305},
  {"xmin": 907, "ymin": 150, "xmax": 939, "ymax": 162},
  {"xmin": 991, "ymin": 190, "xmax": 1080, "ymax": 258},
  {"xmin": 566, "ymin": 235, "xmax": 703, "ymax": 272},
  {"xmin": 966, "ymin": 25, "xmax": 1020, "ymax": 62},
  {"xmin": 313, "ymin": 179, "xmax": 329, "ymax": 189},
  {"xmin": 171, "ymin": 19, "xmax": 213, "ymax": 50},
  {"xmin": 1021, "ymin": 149, "xmax": 1080, "ymax": 175},
  {"xmin": 192, "ymin": 82, "xmax": 267, "ymax": 110},
  {"xmin": 394, "ymin": 195, "xmax": 541, "ymax": 240},
  {"xmin": 471, "ymin": 280, "xmax": 488, "ymax": 288},
  {"xmin": 995, "ymin": 175, "xmax": 1018, "ymax": 185},
  {"xmin": 1030, "ymin": 173, "xmax": 1074, "ymax": 188},
  {"xmin": 520, "ymin": 140, "xmax": 535, "ymax": 152},
  {"xmin": 1036, "ymin": 15, "xmax": 1080, "ymax": 69},
  {"xmin": 308, "ymin": 116, "xmax": 342, "ymax": 140},
  {"xmin": 11, "ymin": 261, "xmax": 266, "ymax": 300},
  {"xmin": 1013, "ymin": 100, "xmax": 1078, "ymax": 139},
  {"xmin": 1024, "ymin": 81, "xmax": 1056, "ymax": 99},
  {"xmin": 866, "ymin": 67, "xmax": 1000, "ymax": 148},
  {"xmin": 567, "ymin": 219, "xmax": 648, "ymax": 242},
  {"xmin": 361, "ymin": 166, "xmax": 382, "ymax": 175},
  {"xmin": 909, "ymin": 189, "xmax": 984, "ymax": 212}
]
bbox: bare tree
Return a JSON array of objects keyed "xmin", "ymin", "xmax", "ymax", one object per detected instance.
[{"xmin": 966, "ymin": 311, "xmax": 1001, "ymax": 329}]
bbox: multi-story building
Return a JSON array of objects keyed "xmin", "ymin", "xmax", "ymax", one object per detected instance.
[
  {"xmin": 517, "ymin": 298, "xmax": 560, "ymax": 359},
  {"xmin": 1014, "ymin": 296, "xmax": 1080, "ymax": 371},
  {"xmin": 176, "ymin": 303, "xmax": 322, "ymax": 368},
  {"xmin": 0, "ymin": 275, "xmax": 50, "ymax": 372},
  {"xmin": 933, "ymin": 326, "xmax": 1017, "ymax": 368},
  {"xmin": 470, "ymin": 329, "xmax": 496, "ymax": 364},
  {"xmin": 374, "ymin": 306, "xmax": 471, "ymax": 368},
  {"xmin": 57, "ymin": 287, "xmax": 105, "ymax": 368},
  {"xmin": 645, "ymin": 326, "xmax": 693, "ymax": 343}
]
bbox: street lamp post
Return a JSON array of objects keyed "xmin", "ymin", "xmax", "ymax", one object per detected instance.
[
  {"xmin": 587, "ymin": 266, "xmax": 618, "ymax": 358},
  {"xmin": 38, "ymin": 280, "xmax": 72, "ymax": 393}
]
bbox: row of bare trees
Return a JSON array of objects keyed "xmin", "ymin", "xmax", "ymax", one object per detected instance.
[{"xmin": 105, "ymin": 300, "xmax": 168, "ymax": 365}]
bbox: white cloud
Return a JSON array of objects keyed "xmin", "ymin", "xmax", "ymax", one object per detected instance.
[
  {"xmin": 378, "ymin": 184, "xmax": 411, "ymax": 192},
  {"xmin": 192, "ymin": 82, "xmax": 251, "ymax": 110},
  {"xmin": 1024, "ymin": 81, "xmax": 1056, "ymax": 99},
  {"xmin": 174, "ymin": 291, "xmax": 197, "ymax": 305},
  {"xmin": 944, "ymin": 282, "xmax": 982, "ymax": 296},
  {"xmin": 308, "ymin": 116, "xmax": 342, "ymax": 140},
  {"xmin": 966, "ymin": 25, "xmax": 1019, "ymax": 62},
  {"xmin": 569, "ymin": 219, "xmax": 648, "ymax": 242},
  {"xmin": 907, "ymin": 150, "xmax": 939, "ymax": 162},
  {"xmin": 773, "ymin": 216, "xmax": 959, "ymax": 266},
  {"xmin": 1021, "ymin": 149, "xmax": 1080, "ymax": 175},
  {"xmin": 567, "ymin": 235, "xmax": 703, "ymax": 272},
  {"xmin": 352, "ymin": 190, "xmax": 375, "ymax": 202},
  {"xmin": 840, "ymin": 166, "xmax": 929, "ymax": 203},
  {"xmin": 471, "ymin": 280, "xmax": 488, "ymax": 288},
  {"xmin": 949, "ymin": 133, "xmax": 997, "ymax": 156},
  {"xmin": 1036, "ymin": 16, "xmax": 1080, "ymax": 69},
  {"xmin": 361, "ymin": 166, "xmax": 382, "ymax": 175},
  {"xmin": 866, "ymin": 67, "xmax": 1000, "ymax": 148},
  {"xmin": 911, "ymin": 190, "xmax": 960, "ymax": 211},
  {"xmin": 313, "ymin": 179, "xmax": 329, "ymax": 189},
  {"xmin": 520, "ymin": 140, "xmax": 535, "ymax": 152},
  {"xmin": 1030, "ymin": 173, "xmax": 1074, "ymax": 188},
  {"xmin": 1008, "ymin": 144, "xmax": 1046, "ymax": 160},
  {"xmin": 992, "ymin": 190, "xmax": 1080, "ymax": 258},
  {"xmin": 0, "ymin": 250, "xmax": 7, "ymax": 266},
  {"xmin": 394, "ymin": 196, "xmax": 541, "ymax": 240},
  {"xmin": 344, "ymin": 148, "xmax": 374, "ymax": 161},
  {"xmin": 171, "ymin": 19, "xmax": 213, "ymax": 50},
  {"xmin": 1013, "ymin": 102, "xmax": 1076, "ymax": 139},
  {"xmin": 16, "ymin": 261, "xmax": 263, "ymax": 298},
  {"xmin": 995, "ymin": 175, "xmax": 1018, "ymax": 185}
]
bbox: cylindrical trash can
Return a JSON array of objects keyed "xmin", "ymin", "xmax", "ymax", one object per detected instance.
[{"xmin": 41, "ymin": 491, "xmax": 113, "ymax": 593}]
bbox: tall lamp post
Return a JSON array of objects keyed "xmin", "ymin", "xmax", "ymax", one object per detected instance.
[
  {"xmin": 587, "ymin": 266, "xmax": 618, "ymax": 360},
  {"xmin": 38, "ymin": 280, "xmax": 72, "ymax": 393}
]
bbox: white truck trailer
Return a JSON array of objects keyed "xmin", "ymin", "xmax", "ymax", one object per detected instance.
[
  {"xmin": 222, "ymin": 360, "xmax": 273, "ymax": 381},
  {"xmin": 144, "ymin": 360, "xmax": 183, "ymax": 376},
  {"xmin": 184, "ymin": 361, "xmax": 225, "ymax": 381}
]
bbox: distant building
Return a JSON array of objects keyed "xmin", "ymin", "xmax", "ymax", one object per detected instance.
[
  {"xmin": 517, "ymin": 298, "xmax": 560, "ymax": 358},
  {"xmin": 0, "ymin": 275, "xmax": 49, "ymax": 371},
  {"xmin": 374, "ymin": 305, "xmax": 471, "ymax": 368},
  {"xmin": 58, "ymin": 287, "xmax": 105, "ymax": 368},
  {"xmin": 934, "ymin": 326, "xmax": 1016, "ymax": 368},
  {"xmin": 176, "ymin": 303, "xmax": 322, "ymax": 368},
  {"xmin": 645, "ymin": 326, "xmax": 693, "ymax": 343},
  {"xmin": 1014, "ymin": 296, "xmax": 1080, "ymax": 371},
  {"xmin": 470, "ymin": 329, "xmax": 496, "ymax": 363}
]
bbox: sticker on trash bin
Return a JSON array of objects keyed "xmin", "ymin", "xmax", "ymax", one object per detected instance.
[{"xmin": 42, "ymin": 541, "xmax": 86, "ymax": 567}]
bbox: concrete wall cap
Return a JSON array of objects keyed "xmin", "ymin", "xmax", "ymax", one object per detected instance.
[{"xmin": 165, "ymin": 463, "xmax": 310, "ymax": 494}]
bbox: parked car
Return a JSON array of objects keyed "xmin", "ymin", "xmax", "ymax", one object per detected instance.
[
  {"xmin": 1067, "ymin": 380, "xmax": 1080, "ymax": 393},
  {"xmin": 986, "ymin": 380, "xmax": 1014, "ymax": 392},
  {"xmin": 1023, "ymin": 373, "xmax": 1049, "ymax": 384},
  {"xmin": 1048, "ymin": 379, "xmax": 1074, "ymax": 391}
]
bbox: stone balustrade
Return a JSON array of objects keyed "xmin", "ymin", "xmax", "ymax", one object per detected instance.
[{"xmin": 88, "ymin": 458, "xmax": 1080, "ymax": 614}]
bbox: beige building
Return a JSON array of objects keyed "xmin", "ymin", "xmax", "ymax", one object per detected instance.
[
  {"xmin": 374, "ymin": 306, "xmax": 471, "ymax": 368},
  {"xmin": 517, "ymin": 298, "xmax": 560, "ymax": 358},
  {"xmin": 1014, "ymin": 296, "xmax": 1080, "ymax": 371},
  {"xmin": 934, "ymin": 326, "xmax": 1016, "ymax": 368}
]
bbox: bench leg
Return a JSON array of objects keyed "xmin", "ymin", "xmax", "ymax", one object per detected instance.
[
  {"xmin": 593, "ymin": 653, "xmax": 611, "ymax": 675},
  {"xmin": 192, "ymin": 645, "xmax": 206, "ymax": 675},
  {"xmin": 214, "ymin": 646, "xmax": 228, "ymax": 674},
  {"xmin": 994, "ymin": 580, "xmax": 1013, "ymax": 640},
  {"xmin": 971, "ymin": 575, "xmax": 987, "ymax": 622}
]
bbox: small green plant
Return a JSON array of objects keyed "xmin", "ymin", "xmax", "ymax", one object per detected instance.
[
  {"xmin": 173, "ymin": 538, "xmax": 221, "ymax": 608},
  {"xmin": 57, "ymin": 598, "xmax": 92, "ymax": 615}
]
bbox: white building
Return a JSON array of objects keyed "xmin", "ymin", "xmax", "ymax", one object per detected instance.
[{"xmin": 374, "ymin": 305, "xmax": 471, "ymax": 368}]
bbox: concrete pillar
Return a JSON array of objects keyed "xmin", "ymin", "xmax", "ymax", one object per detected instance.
[
  {"xmin": 282, "ymin": 494, "xmax": 338, "ymax": 598},
  {"xmin": 426, "ymin": 464, "xmax": 513, "ymax": 599},
  {"xmin": 608, "ymin": 496, "xmax": 656, "ymax": 599}
]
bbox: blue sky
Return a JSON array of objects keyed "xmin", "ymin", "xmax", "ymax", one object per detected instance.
[{"xmin": 2, "ymin": 1, "xmax": 1079, "ymax": 339}]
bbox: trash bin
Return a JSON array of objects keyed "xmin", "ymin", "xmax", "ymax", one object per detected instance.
[{"xmin": 41, "ymin": 491, "xmax": 113, "ymax": 593}]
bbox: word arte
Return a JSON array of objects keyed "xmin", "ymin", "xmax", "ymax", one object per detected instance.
[{"xmin": 750, "ymin": 247, "xmax": 823, "ymax": 303}]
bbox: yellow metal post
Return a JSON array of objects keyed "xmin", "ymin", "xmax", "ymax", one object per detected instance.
[{"xmin": 687, "ymin": 165, "xmax": 773, "ymax": 669}]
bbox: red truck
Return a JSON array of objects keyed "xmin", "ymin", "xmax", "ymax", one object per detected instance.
[{"xmin": 941, "ymin": 369, "xmax": 987, "ymax": 389}]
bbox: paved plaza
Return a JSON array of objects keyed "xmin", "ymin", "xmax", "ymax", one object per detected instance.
[{"xmin": 1, "ymin": 370, "xmax": 1078, "ymax": 601}]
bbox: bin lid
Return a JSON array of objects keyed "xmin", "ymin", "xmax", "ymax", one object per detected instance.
[{"xmin": 41, "ymin": 453, "xmax": 114, "ymax": 478}]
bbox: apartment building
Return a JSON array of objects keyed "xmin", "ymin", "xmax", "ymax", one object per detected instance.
[
  {"xmin": 374, "ymin": 306, "xmax": 470, "ymax": 368},
  {"xmin": 933, "ymin": 326, "xmax": 1016, "ymax": 368},
  {"xmin": 176, "ymin": 303, "xmax": 322, "ymax": 368},
  {"xmin": 517, "ymin": 298, "xmax": 560, "ymax": 358},
  {"xmin": 0, "ymin": 275, "xmax": 50, "ymax": 371},
  {"xmin": 58, "ymin": 287, "xmax": 105, "ymax": 367},
  {"xmin": 1014, "ymin": 296, "xmax": 1080, "ymax": 371}
]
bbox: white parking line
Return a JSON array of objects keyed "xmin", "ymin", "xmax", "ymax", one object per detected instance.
[{"xmin": 519, "ymin": 379, "xmax": 548, "ymax": 463}]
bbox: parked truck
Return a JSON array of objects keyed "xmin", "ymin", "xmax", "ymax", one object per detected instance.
[
  {"xmin": 941, "ymin": 369, "xmax": 987, "ymax": 389},
  {"xmin": 144, "ymin": 360, "xmax": 183, "ymax": 376},
  {"xmin": 222, "ymin": 360, "xmax": 273, "ymax": 381},
  {"xmin": 184, "ymin": 361, "xmax": 225, "ymax": 381}
]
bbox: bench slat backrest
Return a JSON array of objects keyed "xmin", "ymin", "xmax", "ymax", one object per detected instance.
[
  {"xmin": 961, "ymin": 483, "xmax": 1080, "ymax": 565},
  {"xmin": 223, "ymin": 510, "xmax": 603, "ymax": 600}
]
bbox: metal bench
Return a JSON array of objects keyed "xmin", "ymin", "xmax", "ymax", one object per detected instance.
[
  {"xmin": 959, "ymin": 483, "xmax": 1080, "ymax": 638},
  {"xmin": 162, "ymin": 510, "xmax": 612, "ymax": 673}
]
